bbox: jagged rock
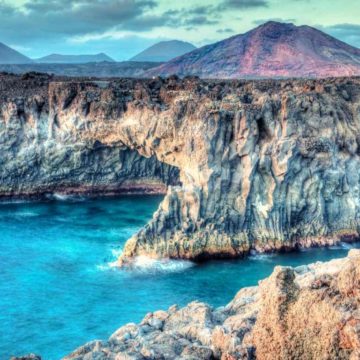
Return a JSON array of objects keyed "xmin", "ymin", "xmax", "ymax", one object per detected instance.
[
  {"xmin": 62, "ymin": 250, "xmax": 360, "ymax": 359},
  {"xmin": 1, "ymin": 73, "xmax": 360, "ymax": 260},
  {"xmin": 10, "ymin": 355, "xmax": 41, "ymax": 360}
]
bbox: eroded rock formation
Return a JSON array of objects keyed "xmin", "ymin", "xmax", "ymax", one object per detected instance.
[
  {"xmin": 63, "ymin": 249, "xmax": 360, "ymax": 359},
  {"xmin": 1, "ymin": 73, "xmax": 360, "ymax": 260},
  {"xmin": 0, "ymin": 73, "xmax": 179, "ymax": 197}
]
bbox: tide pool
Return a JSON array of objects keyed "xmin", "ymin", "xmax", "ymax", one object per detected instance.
[{"xmin": 1, "ymin": 196, "xmax": 358, "ymax": 359}]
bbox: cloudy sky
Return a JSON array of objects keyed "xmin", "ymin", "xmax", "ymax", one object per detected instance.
[{"xmin": 2, "ymin": 0, "xmax": 360, "ymax": 60}]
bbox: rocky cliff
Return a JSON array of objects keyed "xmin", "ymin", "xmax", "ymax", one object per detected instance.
[
  {"xmin": 1, "ymin": 73, "xmax": 360, "ymax": 261},
  {"xmin": 57, "ymin": 249, "xmax": 360, "ymax": 359},
  {"xmin": 0, "ymin": 73, "xmax": 179, "ymax": 197}
]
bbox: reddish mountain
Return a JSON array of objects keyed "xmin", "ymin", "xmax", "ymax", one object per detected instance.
[{"xmin": 146, "ymin": 21, "xmax": 360, "ymax": 78}]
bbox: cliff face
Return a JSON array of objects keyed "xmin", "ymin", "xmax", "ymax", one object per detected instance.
[
  {"xmin": 0, "ymin": 74, "xmax": 179, "ymax": 197},
  {"xmin": 117, "ymin": 76, "xmax": 360, "ymax": 262},
  {"xmin": 62, "ymin": 250, "xmax": 360, "ymax": 360},
  {"xmin": 1, "ymin": 74, "xmax": 360, "ymax": 260}
]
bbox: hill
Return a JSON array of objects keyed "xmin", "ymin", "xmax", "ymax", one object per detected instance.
[
  {"xmin": 146, "ymin": 22, "xmax": 360, "ymax": 78},
  {"xmin": 36, "ymin": 53, "xmax": 115, "ymax": 64},
  {"xmin": 130, "ymin": 40, "xmax": 196, "ymax": 62},
  {"xmin": 0, "ymin": 42, "xmax": 32, "ymax": 64}
]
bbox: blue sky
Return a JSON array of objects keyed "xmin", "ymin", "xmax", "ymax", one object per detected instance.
[{"xmin": 2, "ymin": 0, "xmax": 360, "ymax": 60}]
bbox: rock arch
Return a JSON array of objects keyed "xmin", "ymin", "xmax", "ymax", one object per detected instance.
[{"xmin": 3, "ymin": 74, "xmax": 360, "ymax": 262}]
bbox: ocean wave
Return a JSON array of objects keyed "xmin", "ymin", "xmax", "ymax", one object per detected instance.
[
  {"xmin": 128, "ymin": 256, "xmax": 194, "ymax": 274},
  {"xmin": 108, "ymin": 227, "xmax": 135, "ymax": 239},
  {"xmin": 329, "ymin": 242, "xmax": 357, "ymax": 250},
  {"xmin": 249, "ymin": 251, "xmax": 276, "ymax": 262},
  {"xmin": 14, "ymin": 211, "xmax": 40, "ymax": 218},
  {"xmin": 111, "ymin": 247, "xmax": 123, "ymax": 258},
  {"xmin": 298, "ymin": 247, "xmax": 312, "ymax": 252},
  {"xmin": 97, "ymin": 248, "xmax": 194, "ymax": 274},
  {"xmin": 96, "ymin": 261, "xmax": 119, "ymax": 271},
  {"xmin": 0, "ymin": 199, "xmax": 31, "ymax": 205},
  {"xmin": 50, "ymin": 193, "xmax": 86, "ymax": 202}
]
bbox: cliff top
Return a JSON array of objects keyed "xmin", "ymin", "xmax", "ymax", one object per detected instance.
[{"xmin": 1, "ymin": 71, "xmax": 360, "ymax": 102}]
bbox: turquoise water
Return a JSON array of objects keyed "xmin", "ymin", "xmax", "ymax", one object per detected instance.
[{"xmin": 1, "ymin": 196, "xmax": 359, "ymax": 359}]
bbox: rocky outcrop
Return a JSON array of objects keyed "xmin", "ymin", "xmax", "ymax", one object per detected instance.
[
  {"xmin": 10, "ymin": 355, "xmax": 41, "ymax": 360},
  {"xmin": 118, "ymin": 76, "xmax": 360, "ymax": 262},
  {"xmin": 63, "ymin": 249, "xmax": 360, "ymax": 359},
  {"xmin": 2, "ymin": 73, "xmax": 360, "ymax": 260}
]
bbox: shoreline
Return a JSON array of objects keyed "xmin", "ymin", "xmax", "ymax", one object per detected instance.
[
  {"xmin": 0, "ymin": 183, "xmax": 168, "ymax": 202},
  {"xmin": 56, "ymin": 249, "xmax": 360, "ymax": 359},
  {"xmin": 119, "ymin": 233, "xmax": 360, "ymax": 265}
]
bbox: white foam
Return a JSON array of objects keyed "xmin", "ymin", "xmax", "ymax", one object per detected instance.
[
  {"xmin": 249, "ymin": 251, "xmax": 275, "ymax": 262},
  {"xmin": 111, "ymin": 247, "xmax": 123, "ymax": 258},
  {"xmin": 128, "ymin": 256, "xmax": 194, "ymax": 274},
  {"xmin": 329, "ymin": 242, "xmax": 356, "ymax": 250},
  {"xmin": 97, "ymin": 247, "xmax": 194, "ymax": 274},
  {"xmin": 96, "ymin": 261, "xmax": 119, "ymax": 271},
  {"xmin": 0, "ymin": 199, "xmax": 30, "ymax": 205},
  {"xmin": 14, "ymin": 211, "xmax": 39, "ymax": 218},
  {"xmin": 51, "ymin": 193, "xmax": 86, "ymax": 202},
  {"xmin": 340, "ymin": 242, "xmax": 356, "ymax": 249}
]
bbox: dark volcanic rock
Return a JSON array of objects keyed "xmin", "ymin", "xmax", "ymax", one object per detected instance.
[{"xmin": 10, "ymin": 355, "xmax": 41, "ymax": 360}]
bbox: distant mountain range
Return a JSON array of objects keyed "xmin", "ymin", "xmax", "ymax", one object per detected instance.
[
  {"xmin": 1, "ymin": 22, "xmax": 360, "ymax": 78},
  {"xmin": 130, "ymin": 40, "xmax": 196, "ymax": 62},
  {"xmin": 35, "ymin": 53, "xmax": 115, "ymax": 64},
  {"xmin": 0, "ymin": 42, "xmax": 32, "ymax": 64},
  {"xmin": 0, "ymin": 61, "xmax": 161, "ymax": 78},
  {"xmin": 146, "ymin": 21, "xmax": 360, "ymax": 78}
]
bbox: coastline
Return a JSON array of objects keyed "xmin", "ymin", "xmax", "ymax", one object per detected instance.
[
  {"xmin": 0, "ymin": 181, "xmax": 168, "ymax": 202},
  {"xmin": 55, "ymin": 249, "xmax": 360, "ymax": 359}
]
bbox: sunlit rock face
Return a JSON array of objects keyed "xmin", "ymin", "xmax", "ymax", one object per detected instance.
[
  {"xmin": 64, "ymin": 250, "xmax": 360, "ymax": 360},
  {"xmin": 115, "ymin": 76, "xmax": 360, "ymax": 262},
  {"xmin": 2, "ymin": 73, "xmax": 360, "ymax": 260}
]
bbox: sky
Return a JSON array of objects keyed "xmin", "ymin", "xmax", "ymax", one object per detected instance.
[{"xmin": 1, "ymin": 0, "xmax": 360, "ymax": 60}]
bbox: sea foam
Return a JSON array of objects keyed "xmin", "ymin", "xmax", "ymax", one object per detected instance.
[
  {"xmin": 129, "ymin": 256, "xmax": 194, "ymax": 274},
  {"xmin": 249, "ymin": 250, "xmax": 276, "ymax": 262},
  {"xmin": 97, "ymin": 247, "xmax": 194, "ymax": 274},
  {"xmin": 50, "ymin": 193, "xmax": 86, "ymax": 202},
  {"xmin": 329, "ymin": 242, "xmax": 356, "ymax": 250}
]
